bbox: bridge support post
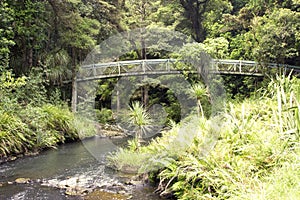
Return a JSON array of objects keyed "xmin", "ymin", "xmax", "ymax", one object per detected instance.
[
  {"xmin": 71, "ymin": 77, "xmax": 77, "ymax": 112},
  {"xmin": 239, "ymin": 61, "xmax": 242, "ymax": 73},
  {"xmin": 116, "ymin": 81, "xmax": 120, "ymax": 112}
]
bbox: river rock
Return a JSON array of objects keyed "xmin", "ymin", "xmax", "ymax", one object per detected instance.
[
  {"xmin": 127, "ymin": 180, "xmax": 143, "ymax": 185},
  {"xmin": 42, "ymin": 175, "xmax": 99, "ymax": 196},
  {"xmin": 58, "ymin": 177, "xmax": 78, "ymax": 188},
  {"xmin": 24, "ymin": 151, "xmax": 39, "ymax": 156},
  {"xmin": 41, "ymin": 173, "xmax": 133, "ymax": 197},
  {"xmin": 84, "ymin": 190, "xmax": 130, "ymax": 200},
  {"xmin": 118, "ymin": 165, "xmax": 139, "ymax": 174},
  {"xmin": 65, "ymin": 186, "xmax": 91, "ymax": 196},
  {"xmin": 15, "ymin": 178, "xmax": 30, "ymax": 184},
  {"xmin": 95, "ymin": 123, "xmax": 128, "ymax": 138}
]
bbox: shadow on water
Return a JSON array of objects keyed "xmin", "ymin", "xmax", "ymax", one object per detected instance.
[{"xmin": 0, "ymin": 136, "xmax": 162, "ymax": 200}]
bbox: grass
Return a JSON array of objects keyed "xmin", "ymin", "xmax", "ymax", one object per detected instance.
[
  {"xmin": 0, "ymin": 70, "xmax": 97, "ymax": 158},
  {"xmin": 0, "ymin": 103, "xmax": 84, "ymax": 157},
  {"xmin": 108, "ymin": 75, "xmax": 300, "ymax": 199}
]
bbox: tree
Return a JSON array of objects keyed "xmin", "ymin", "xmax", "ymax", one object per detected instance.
[
  {"xmin": 178, "ymin": 0, "xmax": 210, "ymax": 42},
  {"xmin": 121, "ymin": 0, "xmax": 158, "ymax": 59},
  {"xmin": 8, "ymin": 0, "xmax": 48, "ymax": 75},
  {"xmin": 45, "ymin": 0, "xmax": 100, "ymax": 111},
  {"xmin": 251, "ymin": 8, "xmax": 300, "ymax": 65}
]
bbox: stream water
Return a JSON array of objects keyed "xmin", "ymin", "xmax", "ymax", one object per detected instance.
[{"xmin": 0, "ymin": 136, "xmax": 162, "ymax": 200}]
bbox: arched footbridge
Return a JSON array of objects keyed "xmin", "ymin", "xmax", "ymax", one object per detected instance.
[
  {"xmin": 76, "ymin": 59, "xmax": 300, "ymax": 82},
  {"xmin": 72, "ymin": 58, "xmax": 300, "ymax": 112}
]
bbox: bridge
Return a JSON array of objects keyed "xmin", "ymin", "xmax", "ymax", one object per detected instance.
[
  {"xmin": 76, "ymin": 59, "xmax": 300, "ymax": 82},
  {"xmin": 73, "ymin": 58, "xmax": 300, "ymax": 112}
]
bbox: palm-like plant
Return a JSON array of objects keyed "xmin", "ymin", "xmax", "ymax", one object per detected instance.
[
  {"xmin": 128, "ymin": 101, "xmax": 152, "ymax": 148},
  {"xmin": 190, "ymin": 83, "xmax": 208, "ymax": 118}
]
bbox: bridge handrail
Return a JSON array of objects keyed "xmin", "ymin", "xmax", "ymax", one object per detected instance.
[
  {"xmin": 82, "ymin": 59, "xmax": 177, "ymax": 69},
  {"xmin": 81, "ymin": 58, "xmax": 300, "ymax": 70}
]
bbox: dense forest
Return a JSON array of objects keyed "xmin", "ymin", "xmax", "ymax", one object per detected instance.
[
  {"xmin": 1, "ymin": 0, "xmax": 300, "ymax": 199},
  {"xmin": 1, "ymin": 0, "xmax": 299, "ymax": 75},
  {"xmin": 1, "ymin": 0, "xmax": 299, "ymax": 107}
]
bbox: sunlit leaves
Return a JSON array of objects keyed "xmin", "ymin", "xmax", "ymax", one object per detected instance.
[
  {"xmin": 0, "ymin": 71, "xmax": 26, "ymax": 91},
  {"xmin": 251, "ymin": 8, "xmax": 300, "ymax": 64},
  {"xmin": 0, "ymin": 1, "xmax": 15, "ymax": 69}
]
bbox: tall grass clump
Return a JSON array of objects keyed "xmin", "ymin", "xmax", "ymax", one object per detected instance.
[
  {"xmin": 108, "ymin": 75, "xmax": 300, "ymax": 199},
  {"xmin": 0, "ymin": 70, "xmax": 95, "ymax": 158},
  {"xmin": 0, "ymin": 103, "xmax": 82, "ymax": 157}
]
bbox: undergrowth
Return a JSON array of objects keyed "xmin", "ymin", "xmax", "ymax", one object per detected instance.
[
  {"xmin": 108, "ymin": 75, "xmax": 300, "ymax": 199},
  {"xmin": 0, "ymin": 70, "xmax": 96, "ymax": 158}
]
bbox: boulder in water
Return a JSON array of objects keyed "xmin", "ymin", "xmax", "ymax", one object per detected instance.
[
  {"xmin": 15, "ymin": 178, "xmax": 30, "ymax": 184},
  {"xmin": 84, "ymin": 190, "xmax": 130, "ymax": 200}
]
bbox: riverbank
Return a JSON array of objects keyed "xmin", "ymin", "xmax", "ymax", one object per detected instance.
[
  {"xmin": 0, "ymin": 103, "xmax": 94, "ymax": 161},
  {"xmin": 0, "ymin": 121, "xmax": 129, "ymax": 164},
  {"xmin": 109, "ymin": 75, "xmax": 300, "ymax": 199}
]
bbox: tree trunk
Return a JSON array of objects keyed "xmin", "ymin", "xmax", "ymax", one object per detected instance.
[{"xmin": 179, "ymin": 0, "xmax": 209, "ymax": 42}]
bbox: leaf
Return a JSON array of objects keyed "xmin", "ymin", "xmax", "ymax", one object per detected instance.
[{"xmin": 16, "ymin": 132, "xmax": 27, "ymax": 142}]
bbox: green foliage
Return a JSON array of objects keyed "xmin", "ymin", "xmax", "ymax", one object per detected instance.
[
  {"xmin": 0, "ymin": 103, "xmax": 79, "ymax": 156},
  {"xmin": 0, "ymin": 71, "xmax": 26, "ymax": 91},
  {"xmin": 61, "ymin": 12, "xmax": 100, "ymax": 50},
  {"xmin": 2, "ymin": 0, "xmax": 299, "ymax": 78},
  {"xmin": 107, "ymin": 146, "xmax": 145, "ymax": 172},
  {"xmin": 0, "ymin": 1, "xmax": 15, "ymax": 70},
  {"xmin": 43, "ymin": 49, "xmax": 71, "ymax": 85},
  {"xmin": 129, "ymin": 101, "xmax": 152, "ymax": 129},
  {"xmin": 109, "ymin": 115, "xmax": 219, "ymax": 173},
  {"xmin": 109, "ymin": 75, "xmax": 300, "ymax": 199},
  {"xmin": 222, "ymin": 76, "xmax": 265, "ymax": 100},
  {"xmin": 251, "ymin": 8, "xmax": 300, "ymax": 64},
  {"xmin": 128, "ymin": 101, "xmax": 152, "ymax": 147},
  {"xmin": 122, "ymin": 0, "xmax": 156, "ymax": 29},
  {"xmin": 174, "ymin": 39, "xmax": 229, "ymax": 65},
  {"xmin": 0, "ymin": 69, "xmax": 95, "ymax": 157},
  {"xmin": 203, "ymin": 37, "xmax": 230, "ymax": 59},
  {"xmin": 190, "ymin": 83, "xmax": 209, "ymax": 118},
  {"xmin": 95, "ymin": 108, "xmax": 114, "ymax": 124}
]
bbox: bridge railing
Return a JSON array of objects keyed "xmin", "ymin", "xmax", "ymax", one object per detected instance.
[
  {"xmin": 212, "ymin": 59, "xmax": 260, "ymax": 74},
  {"xmin": 76, "ymin": 59, "xmax": 300, "ymax": 82},
  {"xmin": 78, "ymin": 59, "xmax": 180, "ymax": 81}
]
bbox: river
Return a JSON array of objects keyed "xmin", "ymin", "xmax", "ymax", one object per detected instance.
[{"xmin": 0, "ymin": 136, "xmax": 162, "ymax": 200}]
